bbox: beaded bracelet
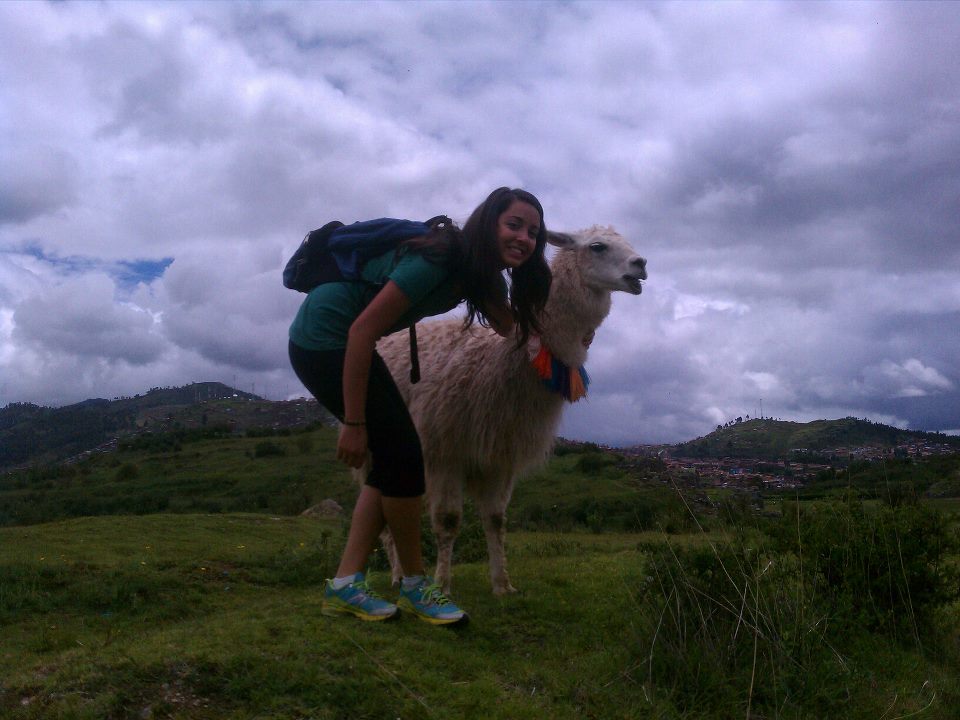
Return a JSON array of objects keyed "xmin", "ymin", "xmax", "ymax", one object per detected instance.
[{"xmin": 343, "ymin": 420, "xmax": 366, "ymax": 427}]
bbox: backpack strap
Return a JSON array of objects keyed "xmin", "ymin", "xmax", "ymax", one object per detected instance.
[{"xmin": 408, "ymin": 325, "xmax": 420, "ymax": 384}]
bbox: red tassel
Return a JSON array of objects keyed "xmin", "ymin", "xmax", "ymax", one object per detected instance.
[{"xmin": 532, "ymin": 346, "xmax": 553, "ymax": 380}]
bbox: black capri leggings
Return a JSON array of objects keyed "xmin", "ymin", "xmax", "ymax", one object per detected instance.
[{"xmin": 288, "ymin": 340, "xmax": 425, "ymax": 498}]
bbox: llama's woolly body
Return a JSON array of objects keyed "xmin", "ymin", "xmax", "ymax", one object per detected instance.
[{"xmin": 375, "ymin": 225, "xmax": 646, "ymax": 594}]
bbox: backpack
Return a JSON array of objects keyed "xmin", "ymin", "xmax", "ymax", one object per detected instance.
[
  {"xmin": 283, "ymin": 216, "xmax": 452, "ymax": 383},
  {"xmin": 283, "ymin": 216, "xmax": 450, "ymax": 292}
]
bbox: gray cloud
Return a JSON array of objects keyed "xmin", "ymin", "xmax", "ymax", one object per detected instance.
[
  {"xmin": 13, "ymin": 273, "xmax": 164, "ymax": 365},
  {"xmin": 0, "ymin": 145, "xmax": 79, "ymax": 225},
  {"xmin": 1, "ymin": 0, "xmax": 959, "ymax": 442}
]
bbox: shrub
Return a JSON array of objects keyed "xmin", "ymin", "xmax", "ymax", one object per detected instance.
[
  {"xmin": 770, "ymin": 493, "xmax": 958, "ymax": 641},
  {"xmin": 253, "ymin": 441, "xmax": 286, "ymax": 458},
  {"xmin": 296, "ymin": 434, "xmax": 314, "ymax": 454},
  {"xmin": 637, "ymin": 494, "xmax": 960, "ymax": 717},
  {"xmin": 639, "ymin": 541, "xmax": 853, "ymax": 717},
  {"xmin": 115, "ymin": 463, "xmax": 139, "ymax": 482},
  {"xmin": 926, "ymin": 477, "xmax": 960, "ymax": 498},
  {"xmin": 514, "ymin": 487, "xmax": 689, "ymax": 533},
  {"xmin": 574, "ymin": 451, "xmax": 612, "ymax": 474},
  {"xmin": 716, "ymin": 491, "xmax": 760, "ymax": 526}
]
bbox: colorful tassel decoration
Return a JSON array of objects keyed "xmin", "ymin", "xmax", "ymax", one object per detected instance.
[{"xmin": 530, "ymin": 345, "xmax": 590, "ymax": 402}]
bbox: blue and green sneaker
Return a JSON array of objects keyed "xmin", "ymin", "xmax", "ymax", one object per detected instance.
[
  {"xmin": 398, "ymin": 577, "xmax": 468, "ymax": 625},
  {"xmin": 321, "ymin": 573, "xmax": 398, "ymax": 622}
]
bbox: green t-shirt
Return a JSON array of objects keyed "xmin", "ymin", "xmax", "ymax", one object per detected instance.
[{"xmin": 288, "ymin": 249, "xmax": 463, "ymax": 351}]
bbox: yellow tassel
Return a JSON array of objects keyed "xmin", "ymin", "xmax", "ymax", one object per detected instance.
[{"xmin": 569, "ymin": 370, "xmax": 587, "ymax": 402}]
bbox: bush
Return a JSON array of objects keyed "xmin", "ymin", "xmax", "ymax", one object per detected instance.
[
  {"xmin": 639, "ymin": 540, "xmax": 849, "ymax": 717},
  {"xmin": 516, "ymin": 488, "xmax": 689, "ymax": 534},
  {"xmin": 574, "ymin": 451, "xmax": 614, "ymax": 474},
  {"xmin": 637, "ymin": 494, "xmax": 960, "ymax": 717},
  {"xmin": 115, "ymin": 463, "xmax": 139, "ymax": 482},
  {"xmin": 926, "ymin": 477, "xmax": 960, "ymax": 498},
  {"xmin": 716, "ymin": 491, "xmax": 760, "ymax": 526},
  {"xmin": 554, "ymin": 441, "xmax": 600, "ymax": 457},
  {"xmin": 770, "ymin": 493, "xmax": 958, "ymax": 641},
  {"xmin": 296, "ymin": 434, "xmax": 314, "ymax": 454},
  {"xmin": 253, "ymin": 441, "xmax": 286, "ymax": 458}
]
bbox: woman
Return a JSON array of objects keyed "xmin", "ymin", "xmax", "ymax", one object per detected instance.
[{"xmin": 288, "ymin": 187, "xmax": 551, "ymax": 624}]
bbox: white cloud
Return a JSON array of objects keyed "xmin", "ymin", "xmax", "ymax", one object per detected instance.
[
  {"xmin": 2, "ymin": 0, "xmax": 960, "ymax": 442},
  {"xmin": 863, "ymin": 359, "xmax": 954, "ymax": 399},
  {"xmin": 13, "ymin": 273, "xmax": 164, "ymax": 365}
]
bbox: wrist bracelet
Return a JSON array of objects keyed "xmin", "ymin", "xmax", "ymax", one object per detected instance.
[{"xmin": 343, "ymin": 420, "xmax": 366, "ymax": 427}]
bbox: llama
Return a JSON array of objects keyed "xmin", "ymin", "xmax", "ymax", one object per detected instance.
[{"xmin": 374, "ymin": 227, "xmax": 646, "ymax": 594}]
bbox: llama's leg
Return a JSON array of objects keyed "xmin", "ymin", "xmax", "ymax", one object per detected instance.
[
  {"xmin": 378, "ymin": 528, "xmax": 402, "ymax": 585},
  {"xmin": 428, "ymin": 473, "xmax": 463, "ymax": 594},
  {"xmin": 477, "ymin": 482, "xmax": 517, "ymax": 595}
]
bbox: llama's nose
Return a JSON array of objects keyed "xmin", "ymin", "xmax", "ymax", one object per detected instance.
[{"xmin": 631, "ymin": 256, "xmax": 648, "ymax": 279}]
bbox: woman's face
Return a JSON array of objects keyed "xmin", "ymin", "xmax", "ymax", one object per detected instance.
[{"xmin": 496, "ymin": 200, "xmax": 541, "ymax": 269}]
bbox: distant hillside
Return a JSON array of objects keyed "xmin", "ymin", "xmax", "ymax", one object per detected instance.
[
  {"xmin": 0, "ymin": 383, "xmax": 334, "ymax": 471},
  {"xmin": 672, "ymin": 417, "xmax": 960, "ymax": 461}
]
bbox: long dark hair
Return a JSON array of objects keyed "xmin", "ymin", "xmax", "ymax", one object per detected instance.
[
  {"xmin": 402, "ymin": 188, "xmax": 551, "ymax": 344},
  {"xmin": 460, "ymin": 187, "xmax": 551, "ymax": 344}
]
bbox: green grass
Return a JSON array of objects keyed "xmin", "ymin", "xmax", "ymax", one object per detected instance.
[
  {"xmin": 2, "ymin": 513, "xmax": 959, "ymax": 719},
  {"xmin": 0, "ymin": 515, "xmax": 655, "ymax": 719},
  {"xmin": 929, "ymin": 496, "xmax": 960, "ymax": 517},
  {"xmin": 4, "ymin": 435, "xmax": 960, "ymax": 718},
  {"xmin": 0, "ymin": 430, "xmax": 357, "ymax": 526},
  {"xmin": 511, "ymin": 452, "xmax": 691, "ymax": 534},
  {"xmin": 676, "ymin": 417, "xmax": 960, "ymax": 461},
  {"xmin": 0, "ymin": 429, "xmax": 687, "ymax": 541}
]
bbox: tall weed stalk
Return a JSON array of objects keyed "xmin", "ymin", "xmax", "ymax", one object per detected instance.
[{"xmin": 636, "ymin": 486, "xmax": 958, "ymax": 718}]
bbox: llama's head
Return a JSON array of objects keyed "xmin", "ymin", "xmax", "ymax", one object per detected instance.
[{"xmin": 547, "ymin": 225, "xmax": 647, "ymax": 295}]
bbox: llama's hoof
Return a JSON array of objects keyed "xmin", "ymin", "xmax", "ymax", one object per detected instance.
[{"xmin": 493, "ymin": 583, "xmax": 518, "ymax": 596}]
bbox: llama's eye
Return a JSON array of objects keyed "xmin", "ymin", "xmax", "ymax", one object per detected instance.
[{"xmin": 589, "ymin": 242, "xmax": 607, "ymax": 253}]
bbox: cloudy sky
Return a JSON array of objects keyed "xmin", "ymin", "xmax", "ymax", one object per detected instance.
[{"xmin": 2, "ymin": 1, "xmax": 958, "ymax": 445}]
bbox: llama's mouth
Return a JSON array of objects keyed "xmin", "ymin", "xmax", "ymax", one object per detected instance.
[{"xmin": 623, "ymin": 275, "xmax": 644, "ymax": 294}]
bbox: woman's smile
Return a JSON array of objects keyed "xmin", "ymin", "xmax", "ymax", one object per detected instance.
[{"xmin": 496, "ymin": 200, "xmax": 540, "ymax": 269}]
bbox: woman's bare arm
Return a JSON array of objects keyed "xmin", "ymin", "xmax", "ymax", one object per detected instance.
[{"xmin": 337, "ymin": 281, "xmax": 412, "ymax": 468}]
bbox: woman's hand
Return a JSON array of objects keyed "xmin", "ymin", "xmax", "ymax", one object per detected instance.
[
  {"xmin": 337, "ymin": 424, "xmax": 369, "ymax": 468},
  {"xmin": 526, "ymin": 332, "xmax": 542, "ymax": 360}
]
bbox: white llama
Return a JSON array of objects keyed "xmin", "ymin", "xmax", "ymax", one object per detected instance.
[{"xmin": 374, "ymin": 227, "xmax": 646, "ymax": 594}]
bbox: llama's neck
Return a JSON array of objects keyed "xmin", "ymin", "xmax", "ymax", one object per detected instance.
[{"xmin": 538, "ymin": 250, "xmax": 612, "ymax": 367}]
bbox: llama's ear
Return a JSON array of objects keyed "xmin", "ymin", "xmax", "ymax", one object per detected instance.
[{"xmin": 546, "ymin": 231, "xmax": 577, "ymax": 249}]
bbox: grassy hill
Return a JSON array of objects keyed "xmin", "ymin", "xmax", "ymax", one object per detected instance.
[
  {"xmin": 10, "ymin": 383, "xmax": 957, "ymax": 477},
  {"xmin": 1, "ymin": 428, "xmax": 959, "ymax": 718},
  {"xmin": 0, "ymin": 383, "xmax": 334, "ymax": 472},
  {"xmin": 0, "ymin": 428, "xmax": 682, "ymax": 535},
  {"xmin": 673, "ymin": 417, "xmax": 960, "ymax": 460},
  {"xmin": 3, "ymin": 512, "xmax": 958, "ymax": 719},
  {"xmin": 0, "ymin": 427, "xmax": 354, "ymax": 527}
]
